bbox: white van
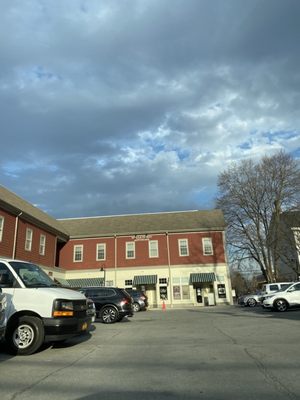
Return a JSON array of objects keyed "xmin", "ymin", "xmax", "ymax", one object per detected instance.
[{"xmin": 0, "ymin": 258, "xmax": 92, "ymax": 355}]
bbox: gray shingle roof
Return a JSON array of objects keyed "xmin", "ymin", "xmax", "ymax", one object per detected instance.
[
  {"xmin": 0, "ymin": 185, "xmax": 69, "ymax": 238},
  {"xmin": 59, "ymin": 209, "xmax": 226, "ymax": 238}
]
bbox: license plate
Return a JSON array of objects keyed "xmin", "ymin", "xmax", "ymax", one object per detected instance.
[{"xmin": 81, "ymin": 322, "xmax": 88, "ymax": 331}]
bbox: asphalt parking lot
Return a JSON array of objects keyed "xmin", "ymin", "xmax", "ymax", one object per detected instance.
[{"xmin": 1, "ymin": 305, "xmax": 300, "ymax": 400}]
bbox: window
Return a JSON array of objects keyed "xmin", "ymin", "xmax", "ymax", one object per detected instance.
[
  {"xmin": 125, "ymin": 279, "xmax": 133, "ymax": 286},
  {"xmin": 0, "ymin": 262, "xmax": 15, "ymax": 288},
  {"xmin": 149, "ymin": 240, "xmax": 159, "ymax": 258},
  {"xmin": 73, "ymin": 245, "xmax": 83, "ymax": 262},
  {"xmin": 217, "ymin": 284, "xmax": 226, "ymax": 298},
  {"xmin": 39, "ymin": 234, "xmax": 46, "ymax": 255},
  {"xmin": 159, "ymin": 278, "xmax": 168, "ymax": 284},
  {"xmin": 126, "ymin": 242, "xmax": 135, "ymax": 259},
  {"xmin": 0, "ymin": 216, "xmax": 4, "ymax": 242},
  {"xmin": 178, "ymin": 239, "xmax": 189, "ymax": 256},
  {"xmin": 172, "ymin": 277, "xmax": 190, "ymax": 300},
  {"xmin": 25, "ymin": 228, "xmax": 33, "ymax": 251},
  {"xmin": 202, "ymin": 238, "xmax": 213, "ymax": 255},
  {"xmin": 96, "ymin": 243, "xmax": 106, "ymax": 261}
]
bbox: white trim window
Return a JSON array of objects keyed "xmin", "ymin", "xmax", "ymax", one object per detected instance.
[
  {"xmin": 0, "ymin": 216, "xmax": 4, "ymax": 242},
  {"xmin": 39, "ymin": 234, "xmax": 46, "ymax": 255},
  {"xmin": 202, "ymin": 237, "xmax": 213, "ymax": 255},
  {"xmin": 96, "ymin": 243, "xmax": 106, "ymax": 261},
  {"xmin": 178, "ymin": 239, "xmax": 189, "ymax": 256},
  {"xmin": 73, "ymin": 245, "xmax": 83, "ymax": 262},
  {"xmin": 25, "ymin": 228, "xmax": 33, "ymax": 251},
  {"xmin": 126, "ymin": 241, "xmax": 135, "ymax": 259},
  {"xmin": 149, "ymin": 240, "xmax": 159, "ymax": 258}
]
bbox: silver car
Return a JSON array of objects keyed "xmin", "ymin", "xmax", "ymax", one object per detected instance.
[{"xmin": 238, "ymin": 291, "xmax": 264, "ymax": 307}]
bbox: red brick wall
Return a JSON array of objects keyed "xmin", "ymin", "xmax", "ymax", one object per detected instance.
[
  {"xmin": 168, "ymin": 232, "xmax": 225, "ymax": 265},
  {"xmin": 0, "ymin": 209, "xmax": 16, "ymax": 258},
  {"xmin": 14, "ymin": 219, "xmax": 57, "ymax": 267},
  {"xmin": 59, "ymin": 231, "xmax": 225, "ymax": 270},
  {"xmin": 59, "ymin": 237, "xmax": 115, "ymax": 270}
]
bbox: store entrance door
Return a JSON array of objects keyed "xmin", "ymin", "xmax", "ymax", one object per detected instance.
[
  {"xmin": 194, "ymin": 283, "xmax": 215, "ymax": 306},
  {"xmin": 137, "ymin": 284, "xmax": 157, "ymax": 308}
]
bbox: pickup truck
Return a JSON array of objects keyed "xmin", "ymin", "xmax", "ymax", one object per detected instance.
[{"xmin": 0, "ymin": 258, "xmax": 92, "ymax": 355}]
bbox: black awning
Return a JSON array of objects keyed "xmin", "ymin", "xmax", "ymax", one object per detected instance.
[
  {"xmin": 66, "ymin": 277, "xmax": 104, "ymax": 288},
  {"xmin": 190, "ymin": 273, "xmax": 216, "ymax": 284},
  {"xmin": 133, "ymin": 275, "xmax": 157, "ymax": 285}
]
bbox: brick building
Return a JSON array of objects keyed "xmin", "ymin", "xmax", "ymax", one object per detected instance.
[{"xmin": 0, "ymin": 185, "xmax": 233, "ymax": 307}]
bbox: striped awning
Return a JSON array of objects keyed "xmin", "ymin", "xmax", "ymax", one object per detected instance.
[
  {"xmin": 190, "ymin": 273, "xmax": 216, "ymax": 284},
  {"xmin": 133, "ymin": 275, "xmax": 157, "ymax": 285},
  {"xmin": 55, "ymin": 278, "xmax": 71, "ymax": 287},
  {"xmin": 66, "ymin": 278, "xmax": 105, "ymax": 288}
]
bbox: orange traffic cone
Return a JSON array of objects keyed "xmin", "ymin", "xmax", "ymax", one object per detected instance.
[{"xmin": 162, "ymin": 300, "xmax": 166, "ymax": 311}]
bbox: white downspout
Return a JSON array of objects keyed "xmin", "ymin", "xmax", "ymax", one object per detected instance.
[
  {"xmin": 166, "ymin": 232, "xmax": 173, "ymax": 307},
  {"xmin": 12, "ymin": 212, "xmax": 22, "ymax": 259},
  {"xmin": 114, "ymin": 234, "xmax": 117, "ymax": 285}
]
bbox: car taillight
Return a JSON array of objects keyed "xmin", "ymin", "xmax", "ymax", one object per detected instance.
[{"xmin": 120, "ymin": 298, "xmax": 129, "ymax": 306}]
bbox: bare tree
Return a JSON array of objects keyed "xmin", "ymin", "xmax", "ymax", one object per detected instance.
[{"xmin": 216, "ymin": 150, "xmax": 300, "ymax": 282}]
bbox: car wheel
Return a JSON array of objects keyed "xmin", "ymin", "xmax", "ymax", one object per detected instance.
[
  {"xmin": 132, "ymin": 302, "xmax": 141, "ymax": 312},
  {"xmin": 6, "ymin": 316, "xmax": 44, "ymax": 355},
  {"xmin": 247, "ymin": 298, "xmax": 257, "ymax": 307},
  {"xmin": 100, "ymin": 306, "xmax": 119, "ymax": 324},
  {"xmin": 274, "ymin": 298, "xmax": 288, "ymax": 312}
]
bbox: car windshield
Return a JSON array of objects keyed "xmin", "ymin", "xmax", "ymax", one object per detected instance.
[{"xmin": 9, "ymin": 261, "xmax": 58, "ymax": 288}]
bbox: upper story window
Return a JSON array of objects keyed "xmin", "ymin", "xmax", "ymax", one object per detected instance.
[
  {"xmin": 149, "ymin": 240, "xmax": 159, "ymax": 258},
  {"xmin": 126, "ymin": 242, "xmax": 135, "ymax": 259},
  {"xmin": 0, "ymin": 216, "xmax": 4, "ymax": 242},
  {"xmin": 202, "ymin": 237, "xmax": 213, "ymax": 255},
  {"xmin": 73, "ymin": 245, "xmax": 83, "ymax": 262},
  {"xmin": 96, "ymin": 243, "xmax": 106, "ymax": 261},
  {"xmin": 178, "ymin": 239, "xmax": 189, "ymax": 256},
  {"xmin": 39, "ymin": 234, "xmax": 46, "ymax": 255},
  {"xmin": 25, "ymin": 228, "xmax": 33, "ymax": 251}
]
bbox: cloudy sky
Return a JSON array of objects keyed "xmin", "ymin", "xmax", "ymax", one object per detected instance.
[{"xmin": 1, "ymin": 0, "xmax": 300, "ymax": 219}]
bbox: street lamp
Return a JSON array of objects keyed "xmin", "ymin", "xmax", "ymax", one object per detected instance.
[{"xmin": 100, "ymin": 267, "xmax": 106, "ymax": 287}]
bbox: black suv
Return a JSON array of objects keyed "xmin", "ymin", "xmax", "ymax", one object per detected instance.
[
  {"xmin": 80, "ymin": 287, "xmax": 134, "ymax": 324},
  {"xmin": 125, "ymin": 289, "xmax": 148, "ymax": 312}
]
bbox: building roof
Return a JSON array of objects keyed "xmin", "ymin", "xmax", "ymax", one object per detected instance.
[
  {"xmin": 0, "ymin": 185, "xmax": 69, "ymax": 239},
  {"xmin": 59, "ymin": 209, "xmax": 226, "ymax": 238}
]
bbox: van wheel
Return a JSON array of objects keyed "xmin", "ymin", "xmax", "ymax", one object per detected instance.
[
  {"xmin": 274, "ymin": 299, "xmax": 288, "ymax": 312},
  {"xmin": 6, "ymin": 316, "xmax": 44, "ymax": 355},
  {"xmin": 100, "ymin": 306, "xmax": 119, "ymax": 324}
]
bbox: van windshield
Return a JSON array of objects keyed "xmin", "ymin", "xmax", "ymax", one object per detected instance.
[{"xmin": 9, "ymin": 261, "xmax": 58, "ymax": 288}]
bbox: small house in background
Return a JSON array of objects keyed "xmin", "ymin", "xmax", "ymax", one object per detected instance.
[{"xmin": 273, "ymin": 211, "xmax": 300, "ymax": 281}]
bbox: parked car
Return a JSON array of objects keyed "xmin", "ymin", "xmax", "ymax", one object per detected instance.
[
  {"xmin": 80, "ymin": 287, "xmax": 134, "ymax": 324},
  {"xmin": 125, "ymin": 288, "xmax": 148, "ymax": 312},
  {"xmin": 86, "ymin": 298, "xmax": 96, "ymax": 323},
  {"xmin": 238, "ymin": 291, "xmax": 264, "ymax": 307},
  {"xmin": 262, "ymin": 282, "xmax": 300, "ymax": 312}
]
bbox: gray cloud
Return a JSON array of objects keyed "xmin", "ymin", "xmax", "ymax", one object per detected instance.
[{"xmin": 1, "ymin": 0, "xmax": 299, "ymax": 218}]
